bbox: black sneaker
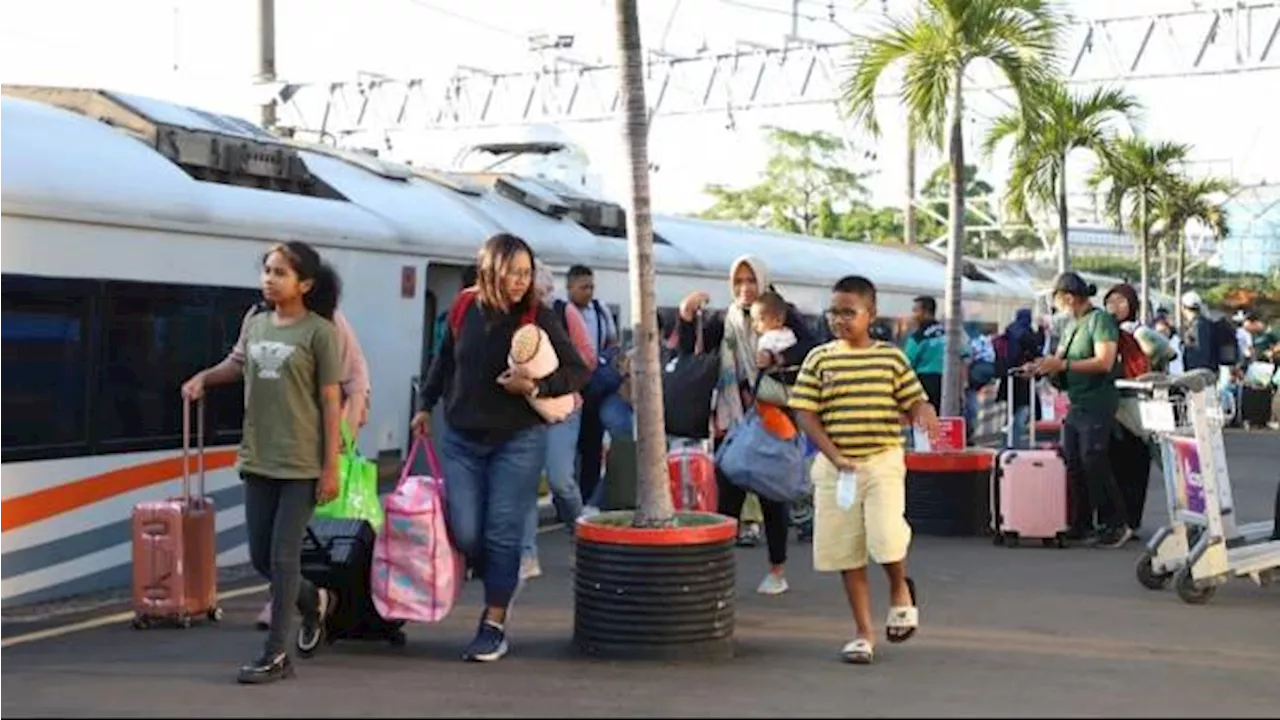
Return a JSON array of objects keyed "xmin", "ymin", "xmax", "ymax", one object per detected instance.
[
  {"xmin": 1096, "ymin": 525, "xmax": 1134, "ymax": 549},
  {"xmin": 236, "ymin": 652, "xmax": 293, "ymax": 684},
  {"xmin": 297, "ymin": 588, "xmax": 332, "ymax": 656},
  {"xmin": 462, "ymin": 619, "xmax": 509, "ymax": 662}
]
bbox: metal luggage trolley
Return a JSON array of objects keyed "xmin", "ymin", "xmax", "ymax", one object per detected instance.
[{"xmin": 1118, "ymin": 369, "xmax": 1280, "ymax": 604}]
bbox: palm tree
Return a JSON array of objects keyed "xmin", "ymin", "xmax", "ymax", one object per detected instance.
[
  {"xmin": 983, "ymin": 82, "xmax": 1140, "ymax": 274},
  {"xmin": 1153, "ymin": 175, "xmax": 1232, "ymax": 328},
  {"xmin": 614, "ymin": 0, "xmax": 673, "ymax": 527},
  {"xmin": 1087, "ymin": 137, "xmax": 1190, "ymax": 323},
  {"xmin": 843, "ymin": 0, "xmax": 1063, "ymax": 418}
]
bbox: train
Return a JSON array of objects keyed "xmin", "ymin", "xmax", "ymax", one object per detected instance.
[{"xmin": 1, "ymin": 86, "xmax": 1037, "ymax": 606}]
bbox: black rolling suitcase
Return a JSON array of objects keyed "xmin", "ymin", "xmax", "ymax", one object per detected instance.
[
  {"xmin": 1240, "ymin": 385, "xmax": 1275, "ymax": 428},
  {"xmin": 299, "ymin": 518, "xmax": 406, "ymax": 652}
]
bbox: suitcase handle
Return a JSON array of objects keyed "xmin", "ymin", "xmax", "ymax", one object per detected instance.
[
  {"xmin": 181, "ymin": 398, "xmax": 206, "ymax": 505},
  {"xmin": 1006, "ymin": 369, "xmax": 1036, "ymax": 448}
]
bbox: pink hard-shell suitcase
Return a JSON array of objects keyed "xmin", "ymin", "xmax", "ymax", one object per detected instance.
[{"xmin": 992, "ymin": 374, "xmax": 1069, "ymax": 548}]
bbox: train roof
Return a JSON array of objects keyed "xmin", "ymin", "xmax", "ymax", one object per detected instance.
[{"xmin": 0, "ymin": 86, "xmax": 1030, "ymax": 303}]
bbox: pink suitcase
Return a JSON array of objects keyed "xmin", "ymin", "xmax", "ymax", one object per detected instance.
[
  {"xmin": 131, "ymin": 398, "xmax": 222, "ymax": 628},
  {"xmin": 992, "ymin": 374, "xmax": 1069, "ymax": 548}
]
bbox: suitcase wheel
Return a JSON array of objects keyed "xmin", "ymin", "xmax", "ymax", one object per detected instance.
[
  {"xmin": 1004, "ymin": 533, "xmax": 1020, "ymax": 549},
  {"xmin": 131, "ymin": 616, "xmax": 151, "ymax": 630},
  {"xmin": 178, "ymin": 615, "xmax": 192, "ymax": 629},
  {"xmin": 388, "ymin": 630, "xmax": 407, "ymax": 648},
  {"xmin": 992, "ymin": 532, "xmax": 1005, "ymax": 547},
  {"xmin": 1041, "ymin": 535, "xmax": 1067, "ymax": 549},
  {"xmin": 207, "ymin": 607, "xmax": 224, "ymax": 623}
]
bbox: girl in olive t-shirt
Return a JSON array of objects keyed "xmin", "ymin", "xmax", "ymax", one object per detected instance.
[{"xmin": 182, "ymin": 241, "xmax": 342, "ymax": 685}]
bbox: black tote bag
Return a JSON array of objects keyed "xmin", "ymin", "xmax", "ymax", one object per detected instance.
[{"xmin": 662, "ymin": 312, "xmax": 721, "ymax": 440}]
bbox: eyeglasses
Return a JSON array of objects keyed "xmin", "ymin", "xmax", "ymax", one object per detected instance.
[{"xmin": 825, "ymin": 307, "xmax": 865, "ymax": 320}]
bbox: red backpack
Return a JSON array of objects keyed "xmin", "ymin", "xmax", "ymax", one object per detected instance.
[
  {"xmin": 1116, "ymin": 329, "xmax": 1150, "ymax": 379},
  {"xmin": 447, "ymin": 287, "xmax": 538, "ymax": 340}
]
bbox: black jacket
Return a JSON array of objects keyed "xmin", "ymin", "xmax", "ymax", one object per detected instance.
[{"xmin": 420, "ymin": 299, "xmax": 590, "ymax": 441}]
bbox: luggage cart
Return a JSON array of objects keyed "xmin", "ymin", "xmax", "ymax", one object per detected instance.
[{"xmin": 1118, "ymin": 370, "xmax": 1280, "ymax": 603}]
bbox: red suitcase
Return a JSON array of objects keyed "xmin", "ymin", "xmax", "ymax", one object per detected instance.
[
  {"xmin": 131, "ymin": 398, "xmax": 222, "ymax": 628},
  {"xmin": 993, "ymin": 375, "xmax": 1069, "ymax": 548},
  {"xmin": 667, "ymin": 440, "xmax": 718, "ymax": 512}
]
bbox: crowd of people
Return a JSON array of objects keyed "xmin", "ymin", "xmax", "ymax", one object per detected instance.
[{"xmin": 181, "ymin": 233, "xmax": 1278, "ymax": 682}]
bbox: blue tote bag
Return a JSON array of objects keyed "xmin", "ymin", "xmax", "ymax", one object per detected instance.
[{"xmin": 714, "ymin": 377, "xmax": 808, "ymax": 503}]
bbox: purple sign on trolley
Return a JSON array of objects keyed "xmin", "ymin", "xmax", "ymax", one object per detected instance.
[{"xmin": 1170, "ymin": 437, "xmax": 1206, "ymax": 514}]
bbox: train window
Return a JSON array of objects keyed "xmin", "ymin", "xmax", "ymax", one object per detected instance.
[
  {"xmin": 1, "ymin": 276, "xmax": 96, "ymax": 458},
  {"xmin": 96, "ymin": 283, "xmax": 220, "ymax": 449}
]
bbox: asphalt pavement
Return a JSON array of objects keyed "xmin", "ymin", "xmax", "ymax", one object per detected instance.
[{"xmin": 3, "ymin": 431, "xmax": 1278, "ymax": 718}]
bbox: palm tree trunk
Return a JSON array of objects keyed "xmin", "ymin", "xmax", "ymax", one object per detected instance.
[
  {"xmin": 1159, "ymin": 238, "xmax": 1170, "ymax": 295},
  {"xmin": 1057, "ymin": 164, "xmax": 1070, "ymax": 274},
  {"xmin": 905, "ymin": 126, "xmax": 917, "ymax": 245},
  {"xmin": 614, "ymin": 0, "xmax": 673, "ymax": 527},
  {"xmin": 940, "ymin": 71, "xmax": 966, "ymax": 419},
  {"xmin": 1174, "ymin": 226, "xmax": 1187, "ymax": 332},
  {"xmin": 1138, "ymin": 192, "xmax": 1150, "ymax": 324}
]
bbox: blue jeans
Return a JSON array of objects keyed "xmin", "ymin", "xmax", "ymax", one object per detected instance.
[
  {"xmin": 586, "ymin": 393, "xmax": 635, "ymax": 508},
  {"xmin": 523, "ymin": 409, "xmax": 584, "ymax": 558},
  {"xmin": 438, "ymin": 422, "xmax": 547, "ymax": 609}
]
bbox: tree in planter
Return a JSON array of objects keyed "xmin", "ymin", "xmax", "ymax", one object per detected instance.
[
  {"xmin": 842, "ymin": 0, "xmax": 1063, "ymax": 418},
  {"xmin": 1087, "ymin": 137, "xmax": 1190, "ymax": 323},
  {"xmin": 571, "ymin": 0, "xmax": 739, "ymax": 662},
  {"xmin": 983, "ymin": 82, "xmax": 1141, "ymax": 274},
  {"xmin": 1152, "ymin": 175, "xmax": 1232, "ymax": 328}
]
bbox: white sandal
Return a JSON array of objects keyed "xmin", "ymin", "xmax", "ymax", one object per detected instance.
[
  {"xmin": 887, "ymin": 577, "xmax": 919, "ymax": 644},
  {"xmin": 841, "ymin": 638, "xmax": 875, "ymax": 664}
]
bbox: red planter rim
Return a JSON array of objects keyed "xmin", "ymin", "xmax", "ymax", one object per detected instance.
[
  {"xmin": 905, "ymin": 448, "xmax": 996, "ymax": 473},
  {"xmin": 575, "ymin": 512, "xmax": 739, "ymax": 546}
]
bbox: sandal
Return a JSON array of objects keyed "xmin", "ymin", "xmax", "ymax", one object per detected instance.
[
  {"xmin": 886, "ymin": 577, "xmax": 918, "ymax": 644},
  {"xmin": 841, "ymin": 638, "xmax": 875, "ymax": 664}
]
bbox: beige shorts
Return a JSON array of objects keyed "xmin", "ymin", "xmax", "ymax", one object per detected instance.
[{"xmin": 811, "ymin": 447, "xmax": 912, "ymax": 572}]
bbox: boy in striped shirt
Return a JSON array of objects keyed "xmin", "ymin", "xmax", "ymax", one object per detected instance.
[{"xmin": 790, "ymin": 275, "xmax": 940, "ymax": 665}]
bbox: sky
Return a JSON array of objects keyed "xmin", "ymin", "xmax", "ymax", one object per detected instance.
[{"xmin": 3, "ymin": 0, "xmax": 1277, "ymax": 267}]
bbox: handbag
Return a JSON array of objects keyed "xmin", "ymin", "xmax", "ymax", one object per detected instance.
[
  {"xmin": 662, "ymin": 311, "xmax": 721, "ymax": 439},
  {"xmin": 313, "ymin": 420, "xmax": 384, "ymax": 531},
  {"xmin": 714, "ymin": 376, "xmax": 808, "ymax": 503}
]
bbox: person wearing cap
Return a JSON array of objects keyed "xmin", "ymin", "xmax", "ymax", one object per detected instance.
[
  {"xmin": 1177, "ymin": 291, "xmax": 1225, "ymax": 372},
  {"xmin": 1025, "ymin": 272, "xmax": 1133, "ymax": 549}
]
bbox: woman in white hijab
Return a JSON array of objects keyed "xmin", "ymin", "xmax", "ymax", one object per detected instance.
[{"xmin": 675, "ymin": 255, "xmax": 817, "ymax": 596}]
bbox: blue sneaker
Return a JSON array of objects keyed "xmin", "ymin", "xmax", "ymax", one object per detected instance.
[{"xmin": 463, "ymin": 618, "xmax": 508, "ymax": 662}]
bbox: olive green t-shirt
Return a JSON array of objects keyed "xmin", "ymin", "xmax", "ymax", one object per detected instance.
[
  {"xmin": 239, "ymin": 311, "xmax": 341, "ymax": 479},
  {"xmin": 1058, "ymin": 308, "xmax": 1120, "ymax": 415}
]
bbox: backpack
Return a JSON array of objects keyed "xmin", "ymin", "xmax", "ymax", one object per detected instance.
[
  {"xmin": 552, "ymin": 298, "xmax": 624, "ymax": 401},
  {"xmin": 1116, "ymin": 328, "xmax": 1151, "ymax": 379},
  {"xmin": 447, "ymin": 287, "xmax": 537, "ymax": 340},
  {"xmin": 991, "ymin": 333, "xmax": 1011, "ymax": 376}
]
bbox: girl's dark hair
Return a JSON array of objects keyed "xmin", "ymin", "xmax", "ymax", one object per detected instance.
[
  {"xmin": 475, "ymin": 233, "xmax": 537, "ymax": 316},
  {"xmin": 264, "ymin": 241, "xmax": 341, "ymax": 320}
]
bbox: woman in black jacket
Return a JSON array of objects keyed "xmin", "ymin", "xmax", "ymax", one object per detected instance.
[
  {"xmin": 411, "ymin": 233, "xmax": 589, "ymax": 663},
  {"xmin": 675, "ymin": 254, "xmax": 817, "ymax": 596}
]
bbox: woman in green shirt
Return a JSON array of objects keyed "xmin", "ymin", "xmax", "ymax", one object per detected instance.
[{"xmin": 1028, "ymin": 273, "xmax": 1133, "ymax": 549}]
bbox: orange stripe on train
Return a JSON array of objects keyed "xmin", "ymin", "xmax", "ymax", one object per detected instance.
[{"xmin": 1, "ymin": 451, "xmax": 239, "ymax": 533}]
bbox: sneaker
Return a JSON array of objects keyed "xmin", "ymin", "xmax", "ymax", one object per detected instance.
[
  {"xmin": 1096, "ymin": 525, "xmax": 1134, "ymax": 549},
  {"xmin": 297, "ymin": 588, "xmax": 332, "ymax": 654},
  {"xmin": 463, "ymin": 619, "xmax": 509, "ymax": 662},
  {"xmin": 737, "ymin": 522, "xmax": 762, "ymax": 548},
  {"xmin": 255, "ymin": 600, "xmax": 271, "ymax": 631},
  {"xmin": 236, "ymin": 652, "xmax": 293, "ymax": 684},
  {"xmin": 581, "ymin": 506, "xmax": 601, "ymax": 519},
  {"xmin": 519, "ymin": 554, "xmax": 542, "ymax": 581},
  {"xmin": 756, "ymin": 573, "xmax": 789, "ymax": 596}
]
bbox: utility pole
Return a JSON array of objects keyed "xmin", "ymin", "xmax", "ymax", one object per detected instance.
[{"xmin": 256, "ymin": 0, "xmax": 277, "ymax": 130}]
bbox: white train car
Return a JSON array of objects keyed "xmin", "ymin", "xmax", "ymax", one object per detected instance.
[{"xmin": 0, "ymin": 87, "xmax": 1034, "ymax": 606}]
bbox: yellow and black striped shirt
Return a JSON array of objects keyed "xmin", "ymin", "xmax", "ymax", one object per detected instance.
[{"xmin": 788, "ymin": 341, "xmax": 926, "ymax": 458}]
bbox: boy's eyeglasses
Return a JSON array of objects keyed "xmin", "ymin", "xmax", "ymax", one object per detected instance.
[{"xmin": 825, "ymin": 308, "xmax": 865, "ymax": 320}]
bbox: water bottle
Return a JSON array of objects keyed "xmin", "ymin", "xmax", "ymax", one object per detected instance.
[{"xmin": 837, "ymin": 469, "xmax": 858, "ymax": 510}]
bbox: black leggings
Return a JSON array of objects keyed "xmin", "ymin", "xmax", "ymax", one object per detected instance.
[
  {"xmin": 1062, "ymin": 409, "xmax": 1129, "ymax": 532},
  {"xmin": 243, "ymin": 473, "xmax": 320, "ymax": 657},
  {"xmin": 716, "ymin": 466, "xmax": 789, "ymax": 567}
]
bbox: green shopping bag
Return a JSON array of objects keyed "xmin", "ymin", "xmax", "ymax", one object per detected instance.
[{"xmin": 314, "ymin": 420, "xmax": 384, "ymax": 531}]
